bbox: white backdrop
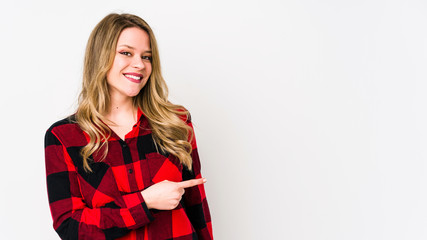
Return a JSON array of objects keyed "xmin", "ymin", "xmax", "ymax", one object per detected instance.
[{"xmin": 0, "ymin": 0, "xmax": 426, "ymax": 239}]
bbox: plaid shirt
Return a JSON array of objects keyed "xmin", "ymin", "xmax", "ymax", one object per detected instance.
[{"xmin": 44, "ymin": 110, "xmax": 213, "ymax": 240}]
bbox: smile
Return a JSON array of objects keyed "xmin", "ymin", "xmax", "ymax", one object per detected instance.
[{"xmin": 123, "ymin": 73, "xmax": 143, "ymax": 83}]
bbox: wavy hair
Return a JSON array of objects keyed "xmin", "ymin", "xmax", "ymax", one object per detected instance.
[{"xmin": 76, "ymin": 13, "xmax": 193, "ymax": 172}]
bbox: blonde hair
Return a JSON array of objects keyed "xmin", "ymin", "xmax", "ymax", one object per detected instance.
[{"xmin": 76, "ymin": 13, "xmax": 193, "ymax": 172}]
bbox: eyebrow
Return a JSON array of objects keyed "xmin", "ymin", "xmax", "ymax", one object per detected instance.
[{"xmin": 118, "ymin": 44, "xmax": 152, "ymax": 53}]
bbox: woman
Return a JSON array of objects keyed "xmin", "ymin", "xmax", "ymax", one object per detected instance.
[{"xmin": 44, "ymin": 13, "xmax": 213, "ymax": 240}]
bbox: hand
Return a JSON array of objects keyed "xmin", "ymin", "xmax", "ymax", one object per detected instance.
[{"xmin": 141, "ymin": 178, "xmax": 207, "ymax": 210}]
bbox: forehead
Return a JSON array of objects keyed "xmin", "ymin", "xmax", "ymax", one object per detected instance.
[{"xmin": 116, "ymin": 27, "xmax": 151, "ymax": 50}]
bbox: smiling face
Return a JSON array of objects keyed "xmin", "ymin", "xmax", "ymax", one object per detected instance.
[{"xmin": 106, "ymin": 27, "xmax": 152, "ymax": 100}]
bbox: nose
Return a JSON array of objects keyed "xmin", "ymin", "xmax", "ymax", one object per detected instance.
[{"xmin": 131, "ymin": 56, "xmax": 145, "ymax": 70}]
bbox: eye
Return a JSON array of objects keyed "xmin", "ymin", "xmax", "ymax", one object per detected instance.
[
  {"xmin": 119, "ymin": 51, "xmax": 132, "ymax": 56},
  {"xmin": 142, "ymin": 56, "xmax": 152, "ymax": 61}
]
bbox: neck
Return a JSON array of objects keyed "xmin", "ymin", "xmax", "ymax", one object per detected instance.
[{"xmin": 105, "ymin": 92, "xmax": 136, "ymax": 125}]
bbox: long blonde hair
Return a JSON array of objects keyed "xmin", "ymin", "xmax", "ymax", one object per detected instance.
[{"xmin": 76, "ymin": 13, "xmax": 193, "ymax": 172}]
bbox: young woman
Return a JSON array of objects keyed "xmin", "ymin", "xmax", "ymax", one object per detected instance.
[{"xmin": 44, "ymin": 13, "xmax": 213, "ymax": 240}]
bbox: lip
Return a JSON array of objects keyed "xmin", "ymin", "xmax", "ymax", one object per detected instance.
[{"xmin": 123, "ymin": 72, "xmax": 143, "ymax": 83}]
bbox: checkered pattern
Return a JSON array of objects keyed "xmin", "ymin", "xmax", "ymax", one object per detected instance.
[{"xmin": 45, "ymin": 110, "xmax": 213, "ymax": 240}]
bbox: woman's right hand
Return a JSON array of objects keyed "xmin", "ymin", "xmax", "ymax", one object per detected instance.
[{"xmin": 141, "ymin": 178, "xmax": 206, "ymax": 210}]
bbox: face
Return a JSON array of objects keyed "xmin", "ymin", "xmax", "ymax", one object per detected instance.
[{"xmin": 106, "ymin": 27, "xmax": 152, "ymax": 100}]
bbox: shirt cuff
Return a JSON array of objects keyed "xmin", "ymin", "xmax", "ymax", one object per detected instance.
[{"xmin": 122, "ymin": 192, "xmax": 155, "ymax": 228}]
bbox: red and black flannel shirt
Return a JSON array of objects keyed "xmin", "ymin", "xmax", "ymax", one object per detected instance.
[{"xmin": 44, "ymin": 109, "xmax": 213, "ymax": 240}]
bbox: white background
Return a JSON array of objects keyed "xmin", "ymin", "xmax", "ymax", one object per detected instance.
[{"xmin": 0, "ymin": 0, "xmax": 426, "ymax": 239}]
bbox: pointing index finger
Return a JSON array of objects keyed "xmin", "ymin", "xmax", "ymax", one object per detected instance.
[{"xmin": 177, "ymin": 178, "xmax": 206, "ymax": 189}]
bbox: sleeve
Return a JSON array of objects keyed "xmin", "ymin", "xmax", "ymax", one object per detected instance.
[
  {"xmin": 45, "ymin": 129, "xmax": 154, "ymax": 240},
  {"xmin": 181, "ymin": 118, "xmax": 214, "ymax": 240}
]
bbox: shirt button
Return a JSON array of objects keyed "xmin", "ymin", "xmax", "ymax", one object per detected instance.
[
  {"xmin": 128, "ymin": 169, "xmax": 133, "ymax": 174},
  {"xmin": 122, "ymin": 143, "xmax": 127, "ymax": 148}
]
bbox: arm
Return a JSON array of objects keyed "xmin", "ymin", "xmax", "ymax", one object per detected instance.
[
  {"xmin": 45, "ymin": 130, "xmax": 154, "ymax": 240},
  {"xmin": 181, "ymin": 120, "xmax": 214, "ymax": 239}
]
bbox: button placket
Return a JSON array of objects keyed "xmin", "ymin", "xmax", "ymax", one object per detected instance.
[{"xmin": 119, "ymin": 139, "xmax": 139, "ymax": 191}]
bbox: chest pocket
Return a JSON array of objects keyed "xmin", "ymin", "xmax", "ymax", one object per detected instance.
[
  {"xmin": 136, "ymin": 133, "xmax": 183, "ymax": 184},
  {"xmin": 147, "ymin": 152, "xmax": 183, "ymax": 184},
  {"xmin": 77, "ymin": 162, "xmax": 119, "ymax": 208},
  {"xmin": 110, "ymin": 152, "xmax": 183, "ymax": 194}
]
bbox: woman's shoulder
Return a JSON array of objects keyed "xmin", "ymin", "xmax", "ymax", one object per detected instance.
[
  {"xmin": 45, "ymin": 114, "xmax": 85, "ymax": 144},
  {"xmin": 175, "ymin": 106, "xmax": 192, "ymax": 124},
  {"xmin": 46, "ymin": 114, "xmax": 77, "ymax": 132}
]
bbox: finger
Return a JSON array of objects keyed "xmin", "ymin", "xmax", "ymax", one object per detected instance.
[{"xmin": 177, "ymin": 178, "xmax": 206, "ymax": 189}]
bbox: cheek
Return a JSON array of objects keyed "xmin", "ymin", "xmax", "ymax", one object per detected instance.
[
  {"xmin": 106, "ymin": 65, "xmax": 119, "ymax": 83},
  {"xmin": 106, "ymin": 71, "xmax": 113, "ymax": 85},
  {"xmin": 110, "ymin": 57, "xmax": 125, "ymax": 74}
]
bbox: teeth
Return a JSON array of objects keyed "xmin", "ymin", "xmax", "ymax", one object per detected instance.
[{"xmin": 124, "ymin": 74, "xmax": 142, "ymax": 80}]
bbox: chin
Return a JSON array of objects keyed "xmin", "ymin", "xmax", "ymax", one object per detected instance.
[
  {"xmin": 126, "ymin": 92, "xmax": 140, "ymax": 98},
  {"xmin": 127, "ymin": 89, "xmax": 143, "ymax": 97}
]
